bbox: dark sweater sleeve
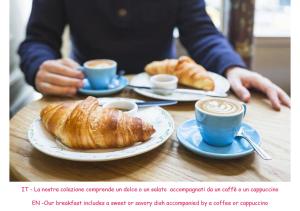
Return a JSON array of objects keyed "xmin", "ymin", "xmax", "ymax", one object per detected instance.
[
  {"xmin": 18, "ymin": 0, "xmax": 66, "ymax": 87},
  {"xmin": 177, "ymin": 0, "xmax": 246, "ymax": 75}
]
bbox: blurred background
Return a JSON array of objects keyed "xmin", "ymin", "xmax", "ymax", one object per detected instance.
[{"xmin": 10, "ymin": 0, "xmax": 290, "ymax": 117}]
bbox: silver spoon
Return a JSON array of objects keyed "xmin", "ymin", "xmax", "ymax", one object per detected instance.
[{"xmin": 236, "ymin": 128, "xmax": 272, "ymax": 160}]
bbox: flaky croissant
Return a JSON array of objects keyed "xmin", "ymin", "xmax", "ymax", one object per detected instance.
[
  {"xmin": 145, "ymin": 56, "xmax": 215, "ymax": 91},
  {"xmin": 40, "ymin": 96, "xmax": 155, "ymax": 149}
]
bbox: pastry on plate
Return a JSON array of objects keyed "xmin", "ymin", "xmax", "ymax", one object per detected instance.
[
  {"xmin": 40, "ymin": 96, "xmax": 155, "ymax": 149},
  {"xmin": 145, "ymin": 56, "xmax": 215, "ymax": 91}
]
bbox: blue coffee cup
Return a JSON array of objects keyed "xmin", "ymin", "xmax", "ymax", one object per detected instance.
[
  {"xmin": 195, "ymin": 98, "xmax": 247, "ymax": 147},
  {"xmin": 78, "ymin": 59, "xmax": 117, "ymax": 90}
]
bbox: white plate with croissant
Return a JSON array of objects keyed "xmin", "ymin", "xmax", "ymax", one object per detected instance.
[
  {"xmin": 131, "ymin": 56, "xmax": 230, "ymax": 101},
  {"xmin": 28, "ymin": 97, "xmax": 174, "ymax": 161}
]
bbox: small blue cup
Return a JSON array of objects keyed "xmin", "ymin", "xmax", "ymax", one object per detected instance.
[
  {"xmin": 195, "ymin": 98, "xmax": 246, "ymax": 147},
  {"xmin": 78, "ymin": 59, "xmax": 117, "ymax": 90}
]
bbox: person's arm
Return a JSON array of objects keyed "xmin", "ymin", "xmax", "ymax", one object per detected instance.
[
  {"xmin": 18, "ymin": 0, "xmax": 65, "ymax": 86},
  {"xmin": 18, "ymin": 0, "xmax": 83, "ymax": 96},
  {"xmin": 177, "ymin": 0, "xmax": 246, "ymax": 75},
  {"xmin": 225, "ymin": 67, "xmax": 290, "ymax": 110}
]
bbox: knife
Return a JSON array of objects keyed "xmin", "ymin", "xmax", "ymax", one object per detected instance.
[
  {"xmin": 127, "ymin": 85, "xmax": 228, "ymax": 98},
  {"xmin": 99, "ymin": 100, "xmax": 178, "ymax": 107},
  {"xmin": 135, "ymin": 100, "xmax": 178, "ymax": 107}
]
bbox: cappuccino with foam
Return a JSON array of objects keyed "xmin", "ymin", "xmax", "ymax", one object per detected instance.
[
  {"xmin": 85, "ymin": 60, "xmax": 115, "ymax": 69},
  {"xmin": 195, "ymin": 98, "xmax": 246, "ymax": 146},
  {"xmin": 196, "ymin": 98, "xmax": 243, "ymax": 116},
  {"xmin": 79, "ymin": 59, "xmax": 117, "ymax": 89}
]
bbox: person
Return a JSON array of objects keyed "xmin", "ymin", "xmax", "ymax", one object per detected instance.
[{"xmin": 18, "ymin": 0, "xmax": 290, "ymax": 111}]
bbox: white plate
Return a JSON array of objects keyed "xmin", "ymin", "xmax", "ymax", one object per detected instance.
[
  {"xmin": 27, "ymin": 106, "xmax": 174, "ymax": 162},
  {"xmin": 130, "ymin": 72, "xmax": 230, "ymax": 101}
]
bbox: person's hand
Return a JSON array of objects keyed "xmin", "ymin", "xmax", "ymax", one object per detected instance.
[
  {"xmin": 225, "ymin": 67, "xmax": 290, "ymax": 111},
  {"xmin": 35, "ymin": 58, "xmax": 84, "ymax": 97}
]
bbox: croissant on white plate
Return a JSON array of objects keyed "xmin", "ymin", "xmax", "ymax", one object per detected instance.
[
  {"xmin": 40, "ymin": 96, "xmax": 155, "ymax": 149},
  {"xmin": 145, "ymin": 56, "xmax": 215, "ymax": 91}
]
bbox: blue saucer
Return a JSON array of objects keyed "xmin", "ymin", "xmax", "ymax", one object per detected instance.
[
  {"xmin": 78, "ymin": 76, "xmax": 128, "ymax": 96},
  {"xmin": 176, "ymin": 119, "xmax": 260, "ymax": 159}
]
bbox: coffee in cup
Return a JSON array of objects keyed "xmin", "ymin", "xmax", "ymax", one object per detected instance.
[
  {"xmin": 78, "ymin": 59, "xmax": 117, "ymax": 90},
  {"xmin": 197, "ymin": 98, "xmax": 243, "ymax": 116},
  {"xmin": 195, "ymin": 98, "xmax": 246, "ymax": 147},
  {"xmin": 85, "ymin": 60, "xmax": 115, "ymax": 69}
]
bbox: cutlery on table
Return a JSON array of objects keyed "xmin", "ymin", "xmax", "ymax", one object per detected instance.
[
  {"xmin": 99, "ymin": 100, "xmax": 178, "ymax": 108},
  {"xmin": 127, "ymin": 85, "xmax": 228, "ymax": 98},
  {"xmin": 236, "ymin": 128, "xmax": 272, "ymax": 160},
  {"xmin": 135, "ymin": 100, "xmax": 178, "ymax": 107}
]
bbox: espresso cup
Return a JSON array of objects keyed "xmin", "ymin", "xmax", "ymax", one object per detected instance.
[
  {"xmin": 102, "ymin": 100, "xmax": 138, "ymax": 117},
  {"xmin": 195, "ymin": 98, "xmax": 246, "ymax": 147},
  {"xmin": 78, "ymin": 59, "xmax": 117, "ymax": 90},
  {"xmin": 149, "ymin": 74, "xmax": 178, "ymax": 95}
]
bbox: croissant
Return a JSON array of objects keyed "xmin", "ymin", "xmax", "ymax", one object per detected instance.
[
  {"xmin": 40, "ymin": 96, "xmax": 155, "ymax": 149},
  {"xmin": 145, "ymin": 56, "xmax": 215, "ymax": 91}
]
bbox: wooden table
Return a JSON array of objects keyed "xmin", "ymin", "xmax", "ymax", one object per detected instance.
[{"xmin": 10, "ymin": 81, "xmax": 290, "ymax": 181}]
